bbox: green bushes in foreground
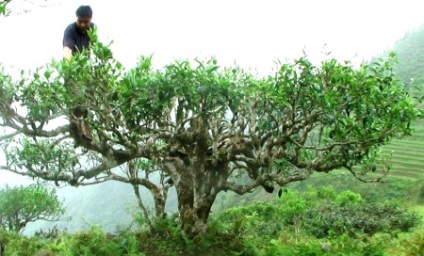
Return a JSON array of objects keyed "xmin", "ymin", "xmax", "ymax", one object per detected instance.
[
  {"xmin": 217, "ymin": 186, "xmax": 421, "ymax": 239},
  {"xmin": 215, "ymin": 186, "xmax": 422, "ymax": 255},
  {"xmin": 0, "ymin": 187, "xmax": 422, "ymax": 255},
  {"xmin": 0, "ymin": 226, "xmax": 143, "ymax": 256},
  {"xmin": 3, "ymin": 226, "xmax": 424, "ymax": 256}
]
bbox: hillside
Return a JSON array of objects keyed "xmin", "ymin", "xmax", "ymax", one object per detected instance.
[
  {"xmin": 394, "ymin": 24, "xmax": 424, "ymax": 86},
  {"xmin": 379, "ymin": 121, "xmax": 424, "ymax": 181}
]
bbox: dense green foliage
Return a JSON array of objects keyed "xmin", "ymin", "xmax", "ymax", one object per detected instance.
[
  {"xmin": 0, "ymin": 188, "xmax": 423, "ymax": 255},
  {"xmin": 217, "ymin": 187, "xmax": 420, "ymax": 239},
  {"xmin": 214, "ymin": 187, "xmax": 422, "ymax": 255},
  {"xmin": 0, "ymin": 226, "xmax": 143, "ymax": 256},
  {"xmin": 0, "ymin": 184, "xmax": 64, "ymax": 232},
  {"xmin": 305, "ymin": 201, "xmax": 420, "ymax": 238}
]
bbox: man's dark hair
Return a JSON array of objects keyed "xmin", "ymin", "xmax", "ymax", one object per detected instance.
[{"xmin": 76, "ymin": 5, "xmax": 92, "ymax": 17}]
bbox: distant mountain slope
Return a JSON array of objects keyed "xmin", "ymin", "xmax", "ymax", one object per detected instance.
[{"xmin": 393, "ymin": 24, "xmax": 424, "ymax": 86}]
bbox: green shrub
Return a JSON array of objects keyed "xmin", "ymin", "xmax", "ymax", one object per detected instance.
[
  {"xmin": 46, "ymin": 225, "xmax": 143, "ymax": 256},
  {"xmin": 335, "ymin": 190, "xmax": 363, "ymax": 206},
  {"xmin": 216, "ymin": 202, "xmax": 283, "ymax": 238},
  {"xmin": 261, "ymin": 232, "xmax": 388, "ymax": 256},
  {"xmin": 217, "ymin": 187, "xmax": 421, "ymax": 242},
  {"xmin": 136, "ymin": 216, "xmax": 253, "ymax": 256},
  {"xmin": 383, "ymin": 227, "xmax": 424, "ymax": 255},
  {"xmin": 0, "ymin": 229, "xmax": 52, "ymax": 256},
  {"xmin": 305, "ymin": 185, "xmax": 337, "ymax": 202},
  {"xmin": 303, "ymin": 202, "xmax": 421, "ymax": 238}
]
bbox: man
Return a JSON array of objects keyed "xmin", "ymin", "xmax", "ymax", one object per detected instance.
[
  {"xmin": 62, "ymin": 5, "xmax": 95, "ymax": 141},
  {"xmin": 63, "ymin": 5, "xmax": 95, "ymax": 59}
]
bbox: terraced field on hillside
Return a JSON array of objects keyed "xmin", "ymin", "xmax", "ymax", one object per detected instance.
[{"xmin": 379, "ymin": 120, "xmax": 424, "ymax": 180}]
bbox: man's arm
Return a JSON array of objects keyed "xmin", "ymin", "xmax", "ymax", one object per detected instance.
[
  {"xmin": 63, "ymin": 25, "xmax": 74, "ymax": 60},
  {"xmin": 63, "ymin": 46, "xmax": 73, "ymax": 60}
]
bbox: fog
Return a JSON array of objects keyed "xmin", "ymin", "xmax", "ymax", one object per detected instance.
[{"xmin": 2, "ymin": 0, "xmax": 424, "ymax": 73}]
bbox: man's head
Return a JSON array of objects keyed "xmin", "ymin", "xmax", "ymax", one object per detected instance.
[{"xmin": 75, "ymin": 5, "xmax": 92, "ymax": 33}]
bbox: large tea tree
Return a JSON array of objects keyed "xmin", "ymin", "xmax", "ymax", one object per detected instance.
[{"xmin": 0, "ymin": 37, "xmax": 420, "ymax": 235}]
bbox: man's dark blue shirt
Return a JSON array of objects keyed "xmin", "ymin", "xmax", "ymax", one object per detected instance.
[{"xmin": 63, "ymin": 22, "xmax": 95, "ymax": 54}]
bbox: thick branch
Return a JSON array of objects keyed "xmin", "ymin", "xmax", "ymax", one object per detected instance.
[
  {"xmin": 224, "ymin": 167, "xmax": 313, "ymax": 195},
  {"xmin": 0, "ymin": 131, "xmax": 19, "ymax": 140}
]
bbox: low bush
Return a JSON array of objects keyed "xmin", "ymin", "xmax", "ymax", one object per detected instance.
[
  {"xmin": 217, "ymin": 186, "xmax": 421, "ymax": 241},
  {"xmin": 137, "ymin": 217, "xmax": 254, "ymax": 256},
  {"xmin": 52, "ymin": 225, "xmax": 142, "ymax": 256},
  {"xmin": 385, "ymin": 228, "xmax": 424, "ymax": 255},
  {"xmin": 0, "ymin": 229, "xmax": 50, "ymax": 256},
  {"xmin": 304, "ymin": 202, "xmax": 421, "ymax": 238},
  {"xmin": 0, "ymin": 186, "xmax": 422, "ymax": 255}
]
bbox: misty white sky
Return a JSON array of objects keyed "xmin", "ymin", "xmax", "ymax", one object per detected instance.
[
  {"xmin": 1, "ymin": 0, "xmax": 424, "ymax": 186},
  {"xmin": 2, "ymin": 0, "xmax": 424, "ymax": 73}
]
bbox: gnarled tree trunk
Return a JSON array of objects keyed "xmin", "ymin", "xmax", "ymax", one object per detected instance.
[{"xmin": 175, "ymin": 155, "xmax": 228, "ymax": 236}]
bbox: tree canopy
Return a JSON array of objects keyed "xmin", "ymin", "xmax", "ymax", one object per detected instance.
[
  {"xmin": 0, "ymin": 34, "xmax": 421, "ymax": 235},
  {"xmin": 0, "ymin": 184, "xmax": 65, "ymax": 232}
]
